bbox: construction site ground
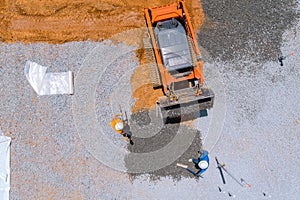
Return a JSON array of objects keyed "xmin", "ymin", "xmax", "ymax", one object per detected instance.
[{"xmin": 0, "ymin": 0, "xmax": 300, "ymax": 199}]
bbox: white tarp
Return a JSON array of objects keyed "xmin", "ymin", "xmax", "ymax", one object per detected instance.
[
  {"xmin": 0, "ymin": 130, "xmax": 11, "ymax": 200},
  {"xmin": 24, "ymin": 60, "xmax": 74, "ymax": 95}
]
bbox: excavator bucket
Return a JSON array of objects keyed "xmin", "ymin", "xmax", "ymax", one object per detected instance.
[{"xmin": 159, "ymin": 87, "xmax": 214, "ymax": 122}]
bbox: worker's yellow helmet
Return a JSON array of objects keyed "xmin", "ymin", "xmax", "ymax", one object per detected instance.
[{"xmin": 115, "ymin": 122, "xmax": 124, "ymax": 131}]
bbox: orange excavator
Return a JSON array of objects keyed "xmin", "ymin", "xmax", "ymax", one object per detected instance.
[{"xmin": 144, "ymin": 0, "xmax": 214, "ymax": 121}]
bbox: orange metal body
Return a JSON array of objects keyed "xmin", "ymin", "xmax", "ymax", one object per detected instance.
[{"xmin": 144, "ymin": 0, "xmax": 205, "ymax": 94}]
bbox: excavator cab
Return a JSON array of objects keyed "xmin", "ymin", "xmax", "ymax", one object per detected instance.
[{"xmin": 155, "ymin": 18, "xmax": 193, "ymax": 72}]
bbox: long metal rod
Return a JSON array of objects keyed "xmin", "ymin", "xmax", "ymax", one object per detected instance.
[
  {"xmin": 215, "ymin": 157, "xmax": 226, "ymax": 184},
  {"xmin": 219, "ymin": 162, "xmax": 244, "ymax": 187}
]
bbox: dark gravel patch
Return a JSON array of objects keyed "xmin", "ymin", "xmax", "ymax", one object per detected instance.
[
  {"xmin": 126, "ymin": 110, "xmax": 203, "ymax": 180},
  {"xmin": 145, "ymin": 132, "xmax": 202, "ymax": 181},
  {"xmin": 198, "ymin": 0, "xmax": 298, "ymax": 62},
  {"xmin": 128, "ymin": 114, "xmax": 180, "ymax": 153},
  {"xmin": 130, "ymin": 110, "xmax": 151, "ymax": 126}
]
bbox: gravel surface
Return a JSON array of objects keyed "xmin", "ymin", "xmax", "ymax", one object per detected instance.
[
  {"xmin": 0, "ymin": 0, "xmax": 300, "ymax": 199},
  {"xmin": 95, "ymin": 47, "xmax": 138, "ymax": 149},
  {"xmin": 129, "ymin": 1, "xmax": 300, "ymax": 200},
  {"xmin": 127, "ymin": 114, "xmax": 202, "ymax": 180},
  {"xmin": 199, "ymin": 0, "xmax": 298, "ymax": 62},
  {"xmin": 0, "ymin": 42, "xmax": 134, "ymax": 199}
]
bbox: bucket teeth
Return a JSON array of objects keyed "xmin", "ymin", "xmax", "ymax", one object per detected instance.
[
  {"xmin": 158, "ymin": 88, "xmax": 214, "ymax": 123},
  {"xmin": 143, "ymin": 38, "xmax": 162, "ymax": 88}
]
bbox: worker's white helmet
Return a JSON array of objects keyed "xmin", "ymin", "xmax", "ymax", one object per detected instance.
[
  {"xmin": 198, "ymin": 160, "xmax": 209, "ymax": 169},
  {"xmin": 115, "ymin": 122, "xmax": 124, "ymax": 131}
]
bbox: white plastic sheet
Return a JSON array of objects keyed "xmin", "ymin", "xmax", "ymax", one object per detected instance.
[
  {"xmin": 0, "ymin": 130, "xmax": 11, "ymax": 200},
  {"xmin": 24, "ymin": 61, "xmax": 74, "ymax": 95}
]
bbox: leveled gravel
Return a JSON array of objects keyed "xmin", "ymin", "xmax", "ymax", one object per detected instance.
[
  {"xmin": 199, "ymin": 0, "xmax": 298, "ymax": 62},
  {"xmin": 1, "ymin": 0, "xmax": 300, "ymax": 199},
  {"xmin": 0, "ymin": 42, "xmax": 134, "ymax": 199}
]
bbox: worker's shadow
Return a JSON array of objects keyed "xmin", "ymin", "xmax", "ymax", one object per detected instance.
[{"xmin": 124, "ymin": 123, "xmax": 134, "ymax": 145}]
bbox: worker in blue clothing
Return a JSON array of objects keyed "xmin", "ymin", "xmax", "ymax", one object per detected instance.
[
  {"xmin": 188, "ymin": 149, "xmax": 209, "ymax": 176},
  {"xmin": 177, "ymin": 149, "xmax": 209, "ymax": 177}
]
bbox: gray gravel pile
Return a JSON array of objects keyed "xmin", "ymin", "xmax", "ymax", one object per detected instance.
[
  {"xmin": 127, "ymin": 110, "xmax": 203, "ymax": 180},
  {"xmin": 128, "ymin": 117, "xmax": 181, "ymax": 153},
  {"xmin": 199, "ymin": 0, "xmax": 298, "ymax": 62}
]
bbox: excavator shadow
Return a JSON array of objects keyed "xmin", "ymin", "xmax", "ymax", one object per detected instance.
[{"xmin": 164, "ymin": 109, "xmax": 208, "ymax": 124}]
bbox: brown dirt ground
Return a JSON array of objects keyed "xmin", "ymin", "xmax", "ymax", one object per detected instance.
[
  {"xmin": 0, "ymin": 0, "xmax": 204, "ymax": 112},
  {"xmin": 0, "ymin": 0, "xmax": 203, "ymax": 43}
]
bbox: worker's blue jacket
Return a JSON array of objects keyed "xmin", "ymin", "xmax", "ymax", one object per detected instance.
[{"xmin": 192, "ymin": 149, "xmax": 209, "ymax": 175}]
